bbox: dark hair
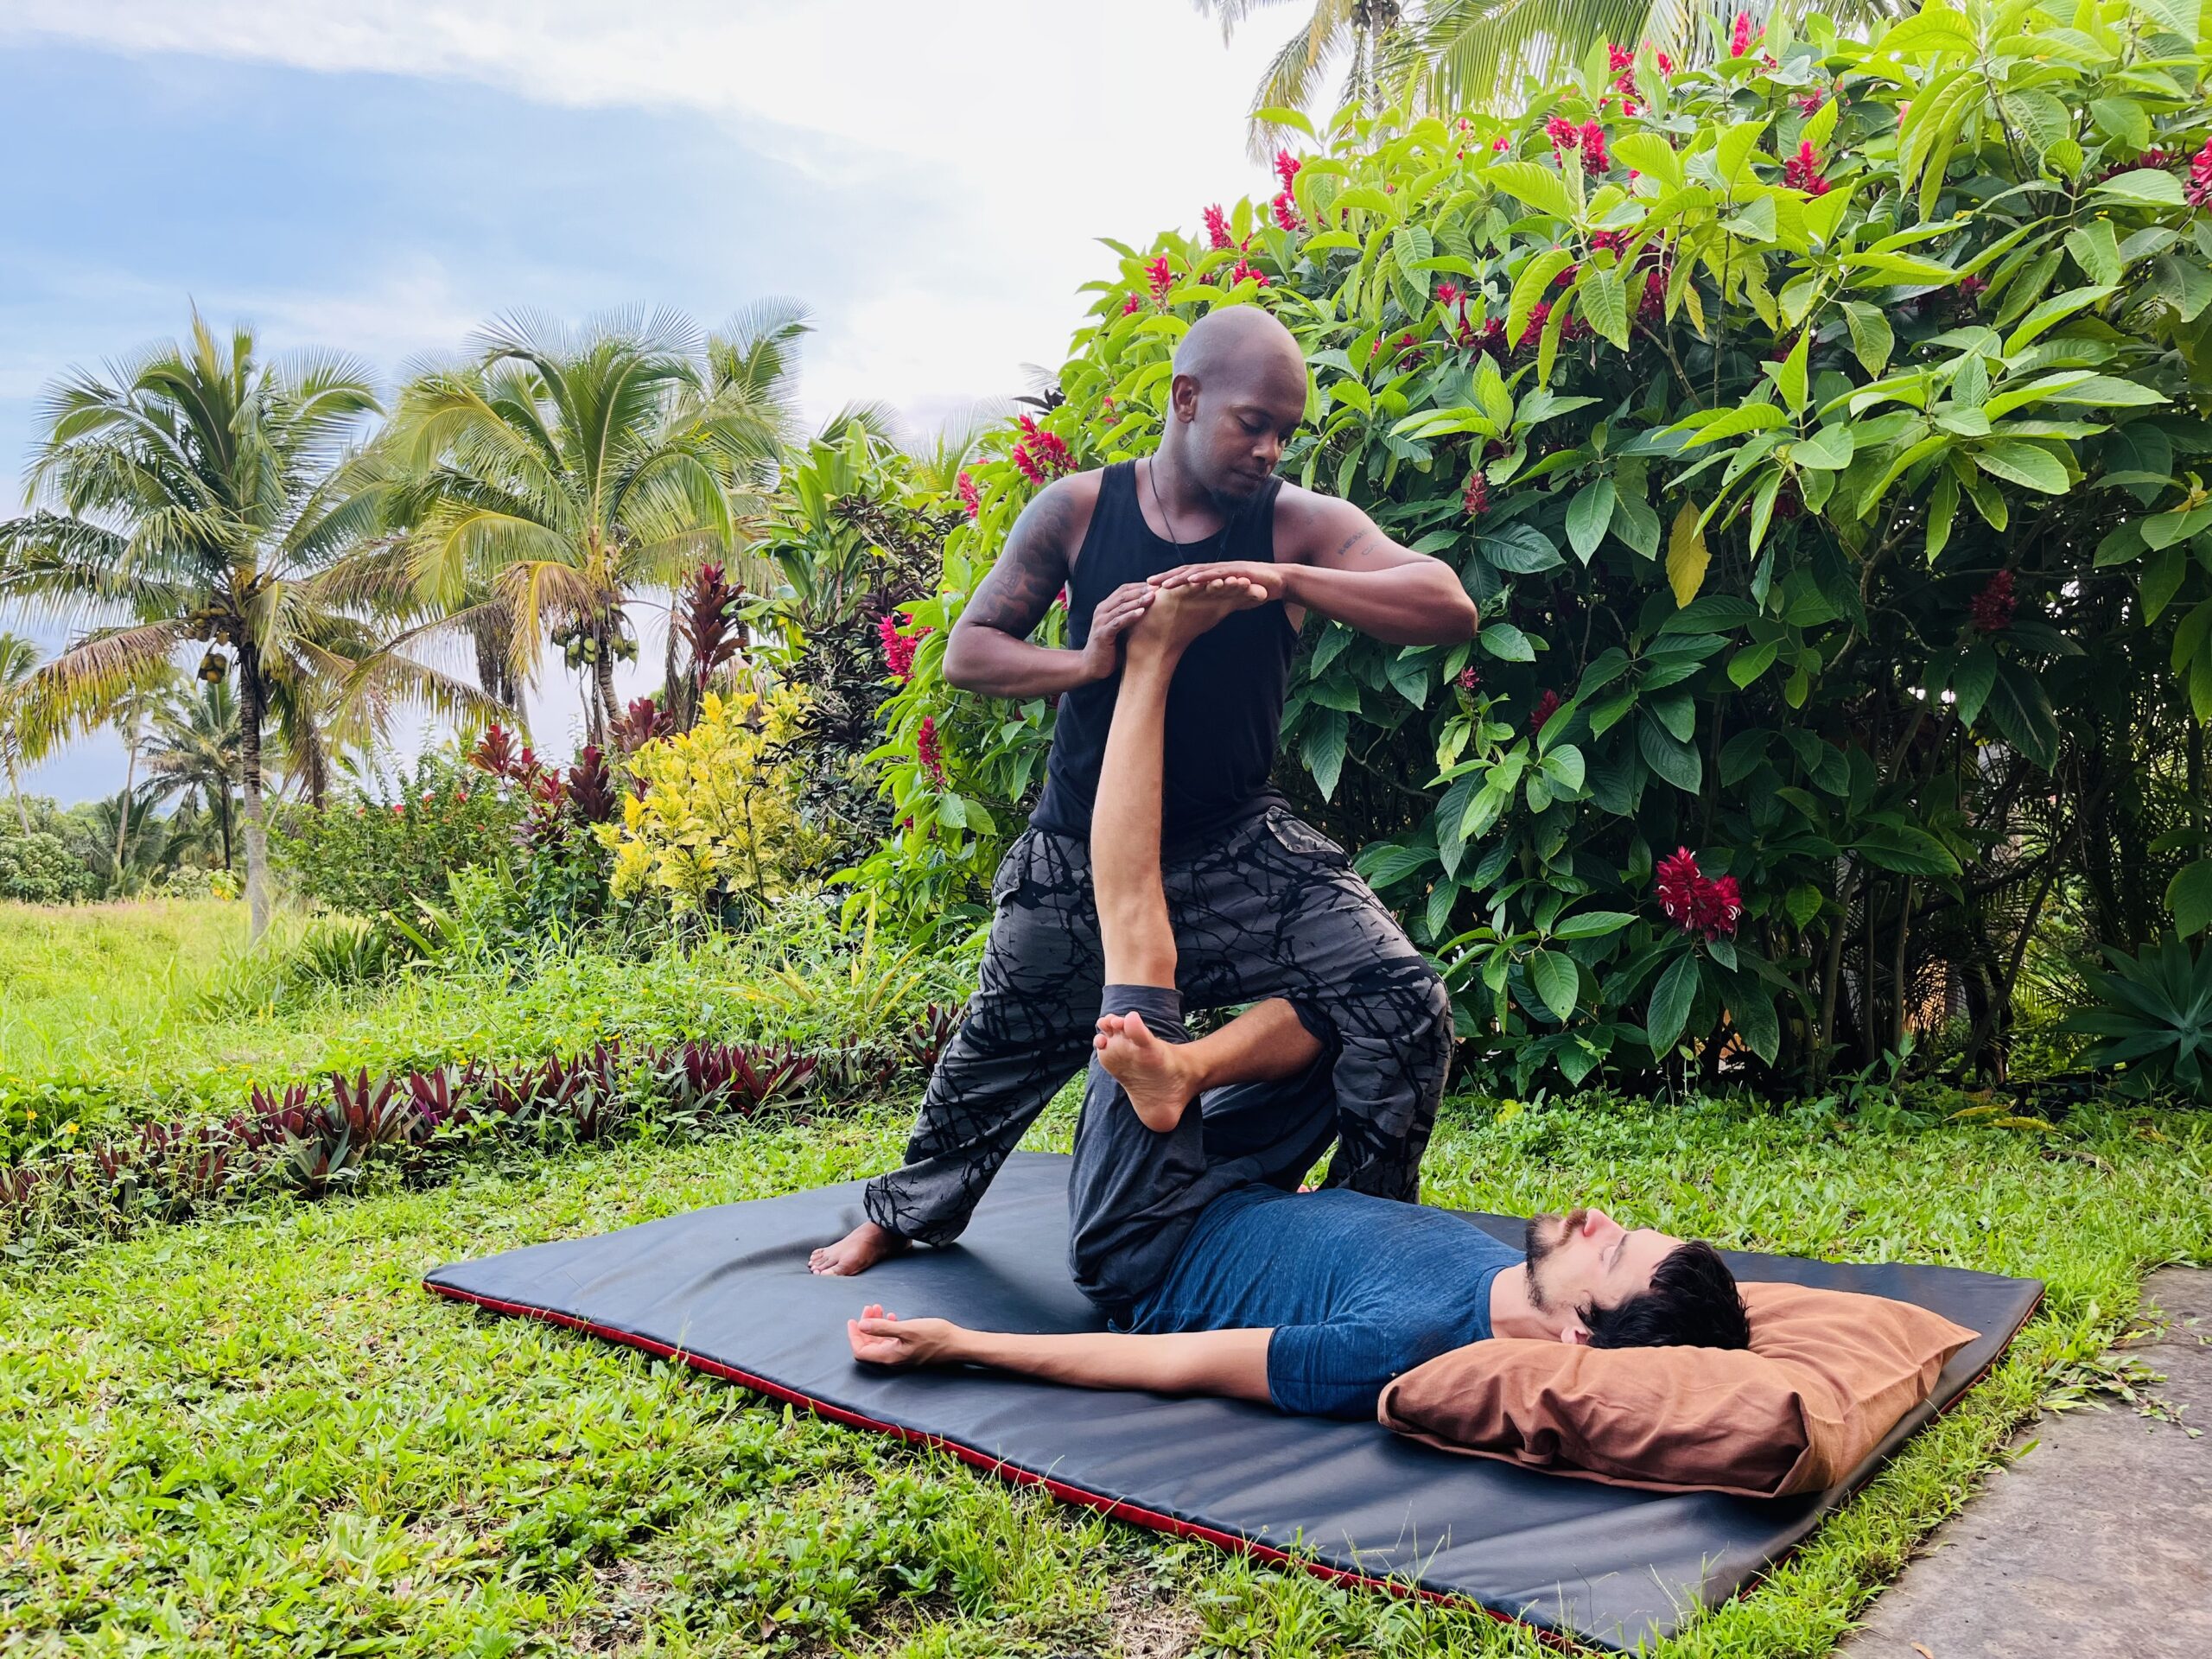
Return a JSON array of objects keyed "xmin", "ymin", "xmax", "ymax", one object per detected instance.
[{"xmin": 1583, "ymin": 1241, "xmax": 1751, "ymax": 1351}]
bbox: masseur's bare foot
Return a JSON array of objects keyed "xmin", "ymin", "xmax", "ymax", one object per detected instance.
[
  {"xmin": 1096, "ymin": 1010, "xmax": 1202, "ymax": 1133},
  {"xmin": 809, "ymin": 1220, "xmax": 911, "ymax": 1275}
]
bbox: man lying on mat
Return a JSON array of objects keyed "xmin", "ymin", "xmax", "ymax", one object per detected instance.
[{"xmin": 848, "ymin": 581, "xmax": 1751, "ymax": 1419}]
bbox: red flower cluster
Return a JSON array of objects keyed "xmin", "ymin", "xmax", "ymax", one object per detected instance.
[
  {"xmin": 1491, "ymin": 132, "xmax": 1512, "ymax": 152},
  {"xmin": 2189, "ymin": 137, "xmax": 2212, "ymax": 207},
  {"xmin": 1436, "ymin": 279, "xmax": 1465, "ymax": 309},
  {"xmin": 1579, "ymin": 120, "xmax": 1609, "ymax": 171},
  {"xmin": 1796, "ymin": 89, "xmax": 1827, "ymax": 117},
  {"xmin": 1589, "ymin": 229, "xmax": 1627, "ymax": 253},
  {"xmin": 916, "ymin": 715, "xmax": 946, "ymax": 787},
  {"xmin": 1605, "ymin": 43, "xmax": 1641, "ymax": 114},
  {"xmin": 1656, "ymin": 847, "xmax": 1743, "ymax": 939},
  {"xmin": 1462, "ymin": 472, "xmax": 1490, "ymax": 516},
  {"xmin": 879, "ymin": 613, "xmax": 930, "ymax": 682},
  {"xmin": 1971, "ymin": 569, "xmax": 2017, "ymax": 634},
  {"xmin": 1638, "ymin": 267, "xmax": 1667, "ymax": 321},
  {"xmin": 1528, "ymin": 688, "xmax": 1561, "ymax": 733},
  {"xmin": 1274, "ymin": 149, "xmax": 1301, "ymax": 191},
  {"xmin": 957, "ymin": 470, "xmax": 981, "ymax": 519},
  {"xmin": 1121, "ymin": 292, "xmax": 1142, "ymax": 315},
  {"xmin": 1656, "ymin": 50, "xmax": 1675, "ymax": 73},
  {"xmin": 1203, "ymin": 203, "xmax": 1234, "ymax": 250},
  {"xmin": 1730, "ymin": 10, "xmax": 1757, "ymax": 56},
  {"xmin": 1272, "ymin": 190, "xmax": 1303, "ymax": 231},
  {"xmin": 1957, "ymin": 273, "xmax": 1988, "ymax": 300},
  {"xmin": 1230, "ymin": 257, "xmax": 1270, "ymax": 288},
  {"xmin": 1145, "ymin": 254, "xmax": 1174, "ymax": 307},
  {"xmin": 1013, "ymin": 416, "xmax": 1074, "ymax": 484},
  {"xmin": 1457, "ymin": 665, "xmax": 1482, "ymax": 693},
  {"xmin": 1520, "ymin": 301, "xmax": 1552, "ymax": 348},
  {"xmin": 1545, "ymin": 114, "xmax": 1579, "ymax": 157},
  {"xmin": 1783, "ymin": 139, "xmax": 1830, "ymax": 194}
]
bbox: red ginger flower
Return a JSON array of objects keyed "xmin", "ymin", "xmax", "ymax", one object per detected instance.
[
  {"xmin": 1203, "ymin": 203, "xmax": 1233, "ymax": 249},
  {"xmin": 1491, "ymin": 132, "xmax": 1511, "ymax": 152},
  {"xmin": 916, "ymin": 715, "xmax": 946, "ymax": 787},
  {"xmin": 1783, "ymin": 139, "xmax": 1830, "ymax": 194},
  {"xmin": 1656, "ymin": 50, "xmax": 1675, "ymax": 73},
  {"xmin": 1796, "ymin": 89, "xmax": 1827, "ymax": 117},
  {"xmin": 1731, "ymin": 11, "xmax": 1756, "ymax": 56},
  {"xmin": 1608, "ymin": 42, "xmax": 1633, "ymax": 73},
  {"xmin": 1545, "ymin": 114, "xmax": 1579, "ymax": 154},
  {"xmin": 1519, "ymin": 301, "xmax": 1552, "ymax": 348},
  {"xmin": 957, "ymin": 470, "xmax": 981, "ymax": 519},
  {"xmin": 1694, "ymin": 874, "xmax": 1744, "ymax": 939},
  {"xmin": 1579, "ymin": 121, "xmax": 1609, "ymax": 171},
  {"xmin": 1271, "ymin": 189, "xmax": 1303, "ymax": 231},
  {"xmin": 1274, "ymin": 149, "xmax": 1302, "ymax": 190},
  {"xmin": 2189, "ymin": 137, "xmax": 2212, "ymax": 207},
  {"xmin": 1457, "ymin": 665, "xmax": 1482, "ymax": 692},
  {"xmin": 1970, "ymin": 569, "xmax": 2017, "ymax": 634},
  {"xmin": 1121, "ymin": 291, "xmax": 1142, "ymax": 315},
  {"xmin": 1230, "ymin": 257, "xmax": 1270, "ymax": 288},
  {"xmin": 1639, "ymin": 268, "xmax": 1667, "ymax": 320},
  {"xmin": 1013, "ymin": 415, "xmax": 1073, "ymax": 484},
  {"xmin": 1145, "ymin": 254, "xmax": 1173, "ymax": 306},
  {"xmin": 1436, "ymin": 279, "xmax": 1465, "ymax": 308},
  {"xmin": 1462, "ymin": 472, "xmax": 1490, "ymax": 516},
  {"xmin": 1529, "ymin": 688, "xmax": 1561, "ymax": 733},
  {"xmin": 879, "ymin": 613, "xmax": 929, "ymax": 682}
]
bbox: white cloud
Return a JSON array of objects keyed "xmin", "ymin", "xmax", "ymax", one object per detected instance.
[{"xmin": 5, "ymin": 1, "xmax": 1315, "ymax": 423}]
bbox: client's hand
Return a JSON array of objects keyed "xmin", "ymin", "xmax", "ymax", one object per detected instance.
[
  {"xmin": 848, "ymin": 1304, "xmax": 962, "ymax": 1367},
  {"xmin": 1129, "ymin": 573, "xmax": 1270, "ymax": 655}
]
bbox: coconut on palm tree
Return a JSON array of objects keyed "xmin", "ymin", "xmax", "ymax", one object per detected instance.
[
  {"xmin": 0, "ymin": 313, "xmax": 480, "ymax": 938},
  {"xmin": 378, "ymin": 304, "xmax": 807, "ymax": 742}
]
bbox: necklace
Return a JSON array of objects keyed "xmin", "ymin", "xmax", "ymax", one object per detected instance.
[{"xmin": 1146, "ymin": 455, "xmax": 1230, "ymax": 556}]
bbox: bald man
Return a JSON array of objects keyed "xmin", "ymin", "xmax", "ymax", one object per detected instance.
[{"xmin": 811, "ymin": 304, "xmax": 1480, "ymax": 1276}]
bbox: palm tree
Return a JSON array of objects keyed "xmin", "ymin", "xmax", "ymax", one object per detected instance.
[
  {"xmin": 0, "ymin": 632, "xmax": 40, "ymax": 834},
  {"xmin": 1198, "ymin": 0, "xmax": 1912, "ymax": 141},
  {"xmin": 381, "ymin": 304, "xmax": 808, "ymax": 741},
  {"xmin": 100, "ymin": 671, "xmax": 175, "ymax": 880},
  {"xmin": 0, "ymin": 312, "xmax": 477, "ymax": 938},
  {"xmin": 141, "ymin": 675, "xmax": 243, "ymax": 870}
]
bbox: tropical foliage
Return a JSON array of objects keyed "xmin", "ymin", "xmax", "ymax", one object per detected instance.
[
  {"xmin": 0, "ymin": 315, "xmax": 473, "ymax": 937},
  {"xmin": 871, "ymin": 0, "xmax": 2212, "ymax": 1094}
]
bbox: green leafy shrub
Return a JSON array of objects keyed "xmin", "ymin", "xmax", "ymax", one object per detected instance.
[
  {"xmin": 2058, "ymin": 932, "xmax": 2212, "ymax": 1101},
  {"xmin": 0, "ymin": 831, "xmax": 97, "ymax": 905},
  {"xmin": 273, "ymin": 753, "xmax": 523, "ymax": 918},
  {"xmin": 866, "ymin": 0, "xmax": 2212, "ymax": 1094}
]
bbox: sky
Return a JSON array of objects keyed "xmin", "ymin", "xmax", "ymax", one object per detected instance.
[{"xmin": 0, "ymin": 1, "xmax": 1300, "ymax": 803}]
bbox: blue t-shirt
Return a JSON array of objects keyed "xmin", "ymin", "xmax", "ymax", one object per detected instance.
[{"xmin": 1123, "ymin": 1185, "xmax": 1522, "ymax": 1419}]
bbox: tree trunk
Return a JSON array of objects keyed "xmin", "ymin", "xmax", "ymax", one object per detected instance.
[
  {"xmin": 594, "ymin": 649, "xmax": 620, "ymax": 739},
  {"xmin": 115, "ymin": 724, "xmax": 139, "ymax": 879},
  {"xmin": 219, "ymin": 784, "xmax": 232, "ymax": 871},
  {"xmin": 240, "ymin": 651, "xmax": 270, "ymax": 941},
  {"xmin": 5, "ymin": 753, "xmax": 26, "ymax": 835}
]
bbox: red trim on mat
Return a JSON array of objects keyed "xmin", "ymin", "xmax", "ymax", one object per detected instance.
[
  {"xmin": 425, "ymin": 1279, "xmax": 1579, "ymax": 1651},
  {"xmin": 426, "ymin": 1275, "xmax": 2044, "ymax": 1652}
]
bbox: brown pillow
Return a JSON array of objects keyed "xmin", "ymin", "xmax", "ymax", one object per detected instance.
[{"xmin": 1376, "ymin": 1281, "xmax": 1976, "ymax": 1497}]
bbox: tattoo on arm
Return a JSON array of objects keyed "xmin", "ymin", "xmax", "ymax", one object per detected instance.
[
  {"xmin": 963, "ymin": 485, "xmax": 1075, "ymax": 639},
  {"xmin": 1328, "ymin": 524, "xmax": 1384, "ymax": 563}
]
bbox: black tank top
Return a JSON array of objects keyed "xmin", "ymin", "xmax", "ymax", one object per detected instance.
[{"xmin": 1028, "ymin": 461, "xmax": 1296, "ymax": 849}]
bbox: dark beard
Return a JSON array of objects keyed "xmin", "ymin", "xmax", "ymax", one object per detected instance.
[{"xmin": 1521, "ymin": 1208, "xmax": 1585, "ymax": 1312}]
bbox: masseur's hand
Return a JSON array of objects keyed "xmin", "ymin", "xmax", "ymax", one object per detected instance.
[
  {"xmin": 849, "ymin": 1304, "xmax": 962, "ymax": 1367},
  {"xmin": 1151, "ymin": 561, "xmax": 1290, "ymax": 605},
  {"xmin": 1077, "ymin": 581, "xmax": 1160, "ymax": 684}
]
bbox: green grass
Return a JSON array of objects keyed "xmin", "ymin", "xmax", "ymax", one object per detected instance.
[
  {"xmin": 5, "ymin": 1090, "xmax": 2206, "ymax": 1656},
  {"xmin": 0, "ymin": 905, "xmax": 979, "ymax": 1161}
]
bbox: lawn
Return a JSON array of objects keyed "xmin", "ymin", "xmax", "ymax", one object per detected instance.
[{"xmin": 6, "ymin": 1086, "xmax": 2206, "ymax": 1656}]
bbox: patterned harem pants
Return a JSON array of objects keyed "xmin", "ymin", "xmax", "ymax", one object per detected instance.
[{"xmin": 862, "ymin": 805, "xmax": 1453, "ymax": 1246}]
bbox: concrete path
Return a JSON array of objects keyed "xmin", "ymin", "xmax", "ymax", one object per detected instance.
[{"xmin": 1841, "ymin": 1268, "xmax": 2211, "ymax": 1659}]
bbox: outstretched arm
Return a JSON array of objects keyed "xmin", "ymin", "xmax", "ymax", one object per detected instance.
[
  {"xmin": 943, "ymin": 475, "xmax": 1160, "ymax": 698},
  {"xmin": 1153, "ymin": 490, "xmax": 1478, "ymax": 646},
  {"xmin": 849, "ymin": 1305, "xmax": 1274, "ymax": 1403}
]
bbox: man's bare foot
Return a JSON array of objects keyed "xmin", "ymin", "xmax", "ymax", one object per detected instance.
[
  {"xmin": 809, "ymin": 1220, "xmax": 910, "ymax": 1276},
  {"xmin": 1095, "ymin": 1010, "xmax": 1201, "ymax": 1133}
]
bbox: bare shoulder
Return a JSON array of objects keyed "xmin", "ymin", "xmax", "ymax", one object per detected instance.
[
  {"xmin": 1014, "ymin": 469, "xmax": 1106, "ymax": 565},
  {"xmin": 1271, "ymin": 481, "xmax": 1390, "ymax": 568},
  {"xmin": 963, "ymin": 469, "xmax": 1108, "ymax": 634}
]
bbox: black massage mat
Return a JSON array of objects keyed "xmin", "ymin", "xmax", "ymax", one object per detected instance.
[{"xmin": 425, "ymin": 1152, "xmax": 2042, "ymax": 1650}]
